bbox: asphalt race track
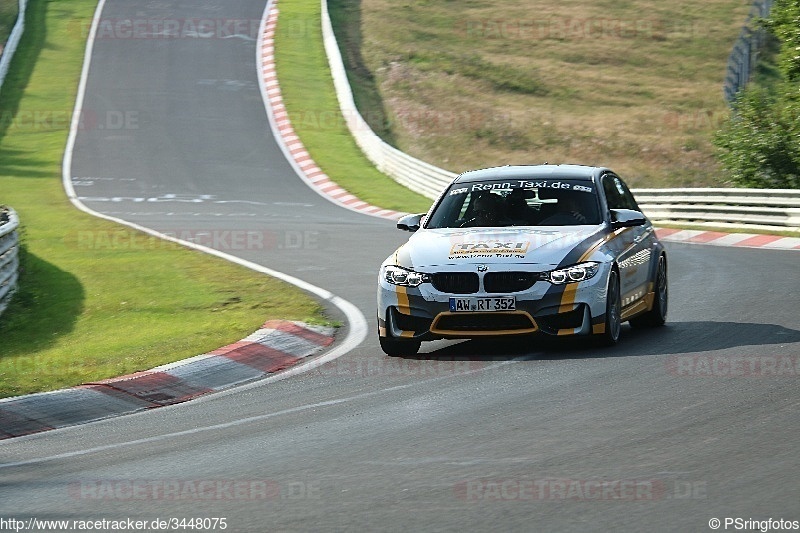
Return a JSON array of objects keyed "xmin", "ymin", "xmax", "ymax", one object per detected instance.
[{"xmin": 1, "ymin": 0, "xmax": 799, "ymax": 531}]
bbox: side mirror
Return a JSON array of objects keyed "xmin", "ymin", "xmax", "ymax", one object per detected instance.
[
  {"xmin": 397, "ymin": 213, "xmax": 425, "ymax": 232},
  {"xmin": 610, "ymin": 209, "xmax": 647, "ymax": 229}
]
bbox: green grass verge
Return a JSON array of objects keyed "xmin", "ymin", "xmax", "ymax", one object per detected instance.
[
  {"xmin": 0, "ymin": 0, "xmax": 328, "ymax": 398},
  {"xmin": 273, "ymin": 0, "xmax": 432, "ymax": 214}
]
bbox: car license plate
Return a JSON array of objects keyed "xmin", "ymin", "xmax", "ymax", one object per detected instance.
[{"xmin": 449, "ymin": 297, "xmax": 516, "ymax": 312}]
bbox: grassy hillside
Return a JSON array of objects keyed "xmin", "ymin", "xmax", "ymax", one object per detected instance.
[{"xmin": 332, "ymin": 0, "xmax": 752, "ymax": 187}]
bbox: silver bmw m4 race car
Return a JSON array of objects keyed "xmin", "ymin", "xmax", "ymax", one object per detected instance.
[{"xmin": 377, "ymin": 165, "xmax": 668, "ymax": 355}]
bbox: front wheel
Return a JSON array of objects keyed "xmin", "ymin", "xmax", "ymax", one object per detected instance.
[
  {"xmin": 595, "ymin": 269, "xmax": 622, "ymax": 347},
  {"xmin": 379, "ymin": 335, "xmax": 421, "ymax": 356},
  {"xmin": 630, "ymin": 255, "xmax": 668, "ymax": 329}
]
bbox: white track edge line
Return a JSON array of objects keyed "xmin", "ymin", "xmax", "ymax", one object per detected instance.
[{"xmin": 59, "ymin": 0, "xmax": 367, "ymax": 392}]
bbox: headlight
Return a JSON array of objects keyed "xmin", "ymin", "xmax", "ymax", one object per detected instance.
[
  {"xmin": 383, "ymin": 265, "xmax": 431, "ymax": 287},
  {"xmin": 544, "ymin": 262, "xmax": 600, "ymax": 284}
]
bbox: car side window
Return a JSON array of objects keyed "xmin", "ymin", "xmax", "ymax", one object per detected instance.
[
  {"xmin": 615, "ymin": 177, "xmax": 641, "ymax": 211},
  {"xmin": 602, "ymin": 174, "xmax": 639, "ymax": 211},
  {"xmin": 602, "ymin": 174, "xmax": 624, "ymax": 210}
]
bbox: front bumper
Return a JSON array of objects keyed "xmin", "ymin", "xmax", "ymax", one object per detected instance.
[{"xmin": 377, "ymin": 266, "xmax": 610, "ymax": 340}]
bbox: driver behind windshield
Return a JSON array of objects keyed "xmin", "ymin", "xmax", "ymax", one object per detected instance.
[{"xmin": 464, "ymin": 192, "xmax": 513, "ymax": 227}]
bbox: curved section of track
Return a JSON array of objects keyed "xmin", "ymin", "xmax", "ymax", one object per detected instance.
[
  {"xmin": 1, "ymin": 0, "xmax": 798, "ymax": 530},
  {"xmin": 56, "ymin": 0, "xmax": 369, "ymax": 410}
]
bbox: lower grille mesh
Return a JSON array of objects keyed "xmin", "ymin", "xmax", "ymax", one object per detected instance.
[{"xmin": 433, "ymin": 313, "xmax": 536, "ymax": 333}]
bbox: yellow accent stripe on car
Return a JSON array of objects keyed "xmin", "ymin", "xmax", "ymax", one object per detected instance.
[
  {"xmin": 558, "ymin": 228, "xmax": 630, "ymax": 319},
  {"xmin": 620, "ymin": 299, "xmax": 648, "ymax": 320},
  {"xmin": 620, "ymin": 281, "xmax": 655, "ymax": 319},
  {"xmin": 396, "ymin": 286, "xmax": 411, "ymax": 315},
  {"xmin": 558, "ymin": 285, "xmax": 578, "ymax": 313},
  {"xmin": 555, "ymin": 230, "xmax": 625, "ymax": 312},
  {"xmin": 393, "ymin": 286, "xmax": 417, "ymax": 338},
  {"xmin": 642, "ymin": 291, "xmax": 655, "ymax": 311},
  {"xmin": 578, "ymin": 227, "xmax": 627, "ymax": 263}
]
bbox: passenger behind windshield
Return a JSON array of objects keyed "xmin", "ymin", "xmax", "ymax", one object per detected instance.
[{"xmin": 425, "ymin": 182, "xmax": 600, "ymax": 229}]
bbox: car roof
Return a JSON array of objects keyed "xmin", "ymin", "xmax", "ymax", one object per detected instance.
[{"xmin": 453, "ymin": 164, "xmax": 609, "ymax": 184}]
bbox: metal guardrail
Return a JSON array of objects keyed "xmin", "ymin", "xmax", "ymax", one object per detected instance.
[
  {"xmin": 0, "ymin": 0, "xmax": 28, "ymax": 92},
  {"xmin": 633, "ymin": 188, "xmax": 800, "ymax": 231},
  {"xmin": 724, "ymin": 0, "xmax": 773, "ymax": 103},
  {"xmin": 320, "ymin": 0, "xmax": 798, "ymax": 233},
  {"xmin": 320, "ymin": 0, "xmax": 455, "ymax": 201},
  {"xmin": 0, "ymin": 206, "xmax": 20, "ymax": 318},
  {"xmin": 1, "ymin": 2, "xmax": 29, "ymax": 318}
]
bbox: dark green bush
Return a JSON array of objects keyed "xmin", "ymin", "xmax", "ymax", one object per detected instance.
[{"xmin": 714, "ymin": 87, "xmax": 800, "ymax": 188}]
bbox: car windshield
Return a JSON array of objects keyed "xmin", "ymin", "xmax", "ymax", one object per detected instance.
[{"xmin": 425, "ymin": 179, "xmax": 602, "ymax": 229}]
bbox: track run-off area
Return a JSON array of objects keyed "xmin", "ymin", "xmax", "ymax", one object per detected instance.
[{"xmin": 1, "ymin": 0, "xmax": 799, "ymax": 531}]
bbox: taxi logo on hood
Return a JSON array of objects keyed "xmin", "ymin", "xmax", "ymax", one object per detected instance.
[{"xmin": 449, "ymin": 241, "xmax": 530, "ymax": 257}]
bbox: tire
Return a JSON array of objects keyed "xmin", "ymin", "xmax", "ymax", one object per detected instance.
[
  {"xmin": 379, "ymin": 335, "xmax": 421, "ymax": 356},
  {"xmin": 595, "ymin": 268, "xmax": 622, "ymax": 347},
  {"xmin": 630, "ymin": 255, "xmax": 668, "ymax": 329}
]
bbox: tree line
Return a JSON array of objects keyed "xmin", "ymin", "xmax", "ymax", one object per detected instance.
[{"xmin": 714, "ymin": 0, "xmax": 800, "ymax": 189}]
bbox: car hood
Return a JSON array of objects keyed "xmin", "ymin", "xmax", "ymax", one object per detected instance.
[{"xmin": 393, "ymin": 226, "xmax": 606, "ymax": 270}]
